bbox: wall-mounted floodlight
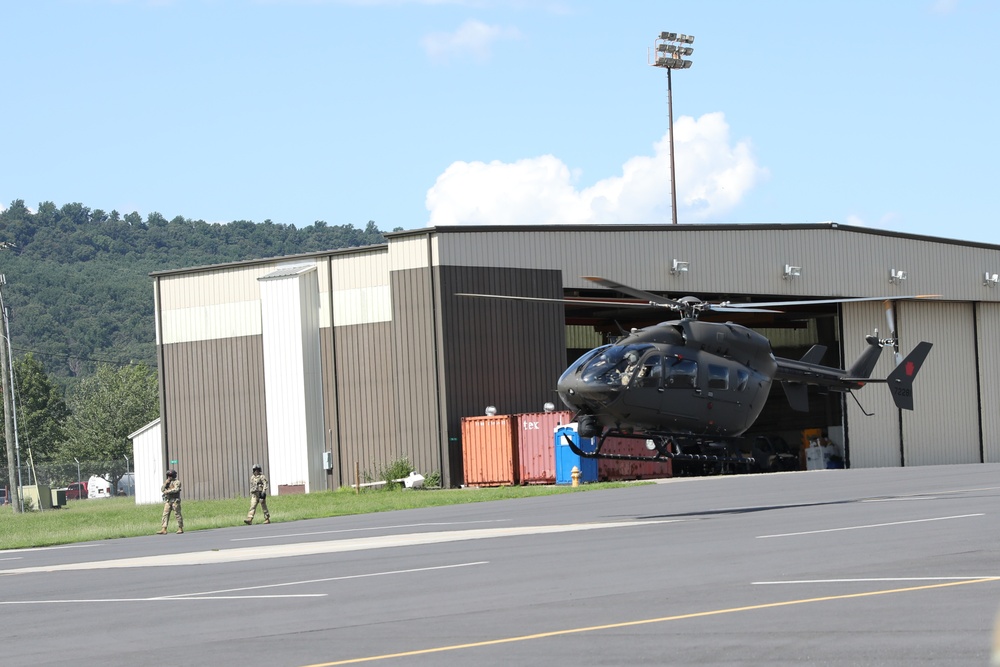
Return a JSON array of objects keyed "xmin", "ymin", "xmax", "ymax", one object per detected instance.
[
  {"xmin": 485, "ymin": 405, "xmax": 497, "ymax": 416},
  {"xmin": 783, "ymin": 265, "xmax": 802, "ymax": 280},
  {"xmin": 670, "ymin": 259, "xmax": 689, "ymax": 275},
  {"xmin": 649, "ymin": 31, "xmax": 695, "ymax": 225},
  {"xmin": 889, "ymin": 269, "xmax": 908, "ymax": 284},
  {"xmin": 985, "ymin": 272, "xmax": 999, "ymax": 288}
]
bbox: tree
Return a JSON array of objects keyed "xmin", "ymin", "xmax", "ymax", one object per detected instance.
[
  {"xmin": 61, "ymin": 363, "xmax": 158, "ymax": 463},
  {"xmin": 3, "ymin": 353, "xmax": 69, "ymax": 462}
]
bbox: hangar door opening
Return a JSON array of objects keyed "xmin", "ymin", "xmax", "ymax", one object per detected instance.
[{"xmin": 559, "ymin": 286, "xmax": 846, "ymax": 474}]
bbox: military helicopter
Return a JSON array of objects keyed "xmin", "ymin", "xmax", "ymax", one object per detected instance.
[{"xmin": 460, "ymin": 277, "xmax": 935, "ymax": 470}]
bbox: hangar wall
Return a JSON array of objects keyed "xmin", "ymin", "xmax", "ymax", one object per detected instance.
[
  {"xmin": 152, "ymin": 224, "xmax": 1000, "ymax": 496},
  {"xmin": 900, "ymin": 301, "xmax": 979, "ymax": 466},
  {"xmin": 841, "ymin": 301, "xmax": 901, "ymax": 467},
  {"xmin": 978, "ymin": 303, "xmax": 1000, "ymax": 462},
  {"xmin": 424, "ymin": 225, "xmax": 998, "ymax": 304}
]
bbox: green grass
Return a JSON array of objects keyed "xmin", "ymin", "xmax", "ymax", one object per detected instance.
[{"xmin": 0, "ymin": 483, "xmax": 637, "ymax": 550}]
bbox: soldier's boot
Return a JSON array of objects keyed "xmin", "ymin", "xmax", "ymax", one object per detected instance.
[
  {"xmin": 244, "ymin": 518, "xmax": 252, "ymax": 525},
  {"xmin": 156, "ymin": 528, "xmax": 167, "ymax": 535},
  {"xmin": 264, "ymin": 517, "xmax": 270, "ymax": 524},
  {"xmin": 176, "ymin": 528, "xmax": 184, "ymax": 534}
]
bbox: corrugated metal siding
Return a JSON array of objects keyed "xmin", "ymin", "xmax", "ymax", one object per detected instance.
[
  {"xmin": 436, "ymin": 266, "xmax": 567, "ymax": 486},
  {"xmin": 329, "ymin": 250, "xmax": 391, "ymax": 326},
  {"xmin": 843, "ymin": 300, "xmax": 981, "ymax": 468},
  {"xmin": 160, "ymin": 336, "xmax": 269, "ymax": 500},
  {"xmin": 389, "ymin": 233, "xmax": 434, "ymax": 272},
  {"xmin": 842, "ymin": 302, "xmax": 901, "ymax": 468},
  {"xmin": 900, "ymin": 301, "xmax": 980, "ymax": 465},
  {"xmin": 428, "ymin": 227, "xmax": 1000, "ymax": 303},
  {"xmin": 159, "ymin": 261, "xmax": 321, "ymax": 344},
  {"xmin": 390, "ymin": 267, "xmax": 445, "ymax": 485},
  {"xmin": 331, "ymin": 322, "xmax": 399, "ymax": 485},
  {"xmin": 319, "ymin": 326, "xmax": 340, "ymax": 488},
  {"xmin": 978, "ymin": 303, "xmax": 1000, "ymax": 462}
]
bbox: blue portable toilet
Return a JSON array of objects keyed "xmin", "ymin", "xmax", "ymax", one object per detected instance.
[{"xmin": 555, "ymin": 423, "xmax": 598, "ymax": 484}]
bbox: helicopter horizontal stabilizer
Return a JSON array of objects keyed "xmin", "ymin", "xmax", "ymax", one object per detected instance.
[
  {"xmin": 885, "ymin": 341, "xmax": 933, "ymax": 410},
  {"xmin": 780, "ymin": 382, "xmax": 810, "ymax": 412}
]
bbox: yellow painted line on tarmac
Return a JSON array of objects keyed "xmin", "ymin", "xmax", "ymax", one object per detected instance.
[{"xmin": 300, "ymin": 577, "xmax": 1000, "ymax": 666}]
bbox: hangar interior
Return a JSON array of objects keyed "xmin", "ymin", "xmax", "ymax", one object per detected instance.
[{"xmin": 151, "ymin": 224, "xmax": 1000, "ymax": 499}]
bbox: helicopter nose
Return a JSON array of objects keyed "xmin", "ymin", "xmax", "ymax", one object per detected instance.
[{"xmin": 557, "ymin": 373, "xmax": 616, "ymax": 412}]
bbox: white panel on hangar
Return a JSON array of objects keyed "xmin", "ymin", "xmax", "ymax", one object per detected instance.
[{"xmin": 258, "ymin": 264, "xmax": 326, "ymax": 494}]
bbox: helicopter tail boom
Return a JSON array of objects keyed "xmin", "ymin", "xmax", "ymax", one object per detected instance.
[{"xmin": 775, "ymin": 338, "xmax": 932, "ymax": 411}]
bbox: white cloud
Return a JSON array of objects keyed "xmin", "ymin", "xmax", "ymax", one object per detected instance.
[
  {"xmin": 425, "ymin": 111, "xmax": 768, "ymax": 226},
  {"xmin": 421, "ymin": 19, "xmax": 523, "ymax": 63}
]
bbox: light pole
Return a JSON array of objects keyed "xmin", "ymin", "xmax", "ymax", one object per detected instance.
[{"xmin": 650, "ymin": 31, "xmax": 694, "ymax": 225}]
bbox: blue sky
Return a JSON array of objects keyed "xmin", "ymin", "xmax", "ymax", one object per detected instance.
[{"xmin": 3, "ymin": 0, "xmax": 998, "ymax": 245}]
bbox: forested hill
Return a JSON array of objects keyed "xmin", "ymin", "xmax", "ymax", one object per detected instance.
[{"xmin": 0, "ymin": 200, "xmax": 389, "ymax": 384}]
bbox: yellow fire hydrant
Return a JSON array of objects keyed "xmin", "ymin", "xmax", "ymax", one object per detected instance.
[{"xmin": 571, "ymin": 466, "xmax": 580, "ymax": 487}]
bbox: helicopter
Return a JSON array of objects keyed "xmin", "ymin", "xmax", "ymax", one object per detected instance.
[{"xmin": 460, "ymin": 276, "xmax": 936, "ymax": 470}]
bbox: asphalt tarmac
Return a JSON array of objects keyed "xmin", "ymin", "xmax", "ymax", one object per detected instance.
[{"xmin": 3, "ymin": 463, "xmax": 1000, "ymax": 666}]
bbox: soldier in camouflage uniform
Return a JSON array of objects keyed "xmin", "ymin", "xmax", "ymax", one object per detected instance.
[
  {"xmin": 244, "ymin": 464, "xmax": 270, "ymax": 525},
  {"xmin": 157, "ymin": 469, "xmax": 183, "ymax": 534}
]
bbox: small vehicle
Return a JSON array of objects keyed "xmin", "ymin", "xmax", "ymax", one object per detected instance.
[
  {"xmin": 65, "ymin": 481, "xmax": 89, "ymax": 500},
  {"xmin": 0, "ymin": 486, "xmax": 8, "ymax": 505},
  {"xmin": 88, "ymin": 475, "xmax": 112, "ymax": 499},
  {"xmin": 749, "ymin": 434, "xmax": 800, "ymax": 473},
  {"xmin": 117, "ymin": 472, "xmax": 135, "ymax": 496}
]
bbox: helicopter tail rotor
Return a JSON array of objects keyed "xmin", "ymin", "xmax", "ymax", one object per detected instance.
[{"xmin": 883, "ymin": 300, "xmax": 902, "ymax": 365}]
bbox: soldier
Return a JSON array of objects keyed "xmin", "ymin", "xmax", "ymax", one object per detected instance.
[
  {"xmin": 244, "ymin": 464, "xmax": 270, "ymax": 525},
  {"xmin": 157, "ymin": 469, "xmax": 183, "ymax": 534}
]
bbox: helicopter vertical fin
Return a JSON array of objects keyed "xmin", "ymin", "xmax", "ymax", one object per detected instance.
[
  {"xmin": 886, "ymin": 341, "xmax": 933, "ymax": 410},
  {"xmin": 799, "ymin": 344, "xmax": 827, "ymax": 365},
  {"xmin": 781, "ymin": 382, "xmax": 810, "ymax": 412},
  {"xmin": 847, "ymin": 336, "xmax": 884, "ymax": 379}
]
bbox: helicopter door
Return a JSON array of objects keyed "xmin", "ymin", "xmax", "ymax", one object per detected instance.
[
  {"xmin": 621, "ymin": 352, "xmax": 665, "ymax": 413},
  {"xmin": 660, "ymin": 355, "xmax": 710, "ymax": 431}
]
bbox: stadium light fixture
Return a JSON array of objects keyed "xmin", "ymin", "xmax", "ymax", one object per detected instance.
[{"xmin": 649, "ymin": 31, "xmax": 695, "ymax": 225}]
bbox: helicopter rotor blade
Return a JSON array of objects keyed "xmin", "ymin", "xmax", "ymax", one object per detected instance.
[
  {"xmin": 728, "ymin": 294, "xmax": 941, "ymax": 309},
  {"xmin": 582, "ymin": 276, "xmax": 686, "ymax": 309},
  {"xmin": 883, "ymin": 300, "xmax": 902, "ymax": 365},
  {"xmin": 455, "ymin": 293, "xmax": 656, "ymax": 309}
]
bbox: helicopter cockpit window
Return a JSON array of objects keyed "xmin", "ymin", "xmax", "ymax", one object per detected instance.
[
  {"xmin": 665, "ymin": 356, "xmax": 698, "ymax": 388},
  {"xmin": 581, "ymin": 344, "xmax": 652, "ymax": 387},
  {"xmin": 707, "ymin": 364, "xmax": 729, "ymax": 390},
  {"xmin": 570, "ymin": 345, "xmax": 610, "ymax": 376},
  {"xmin": 635, "ymin": 354, "xmax": 663, "ymax": 388}
]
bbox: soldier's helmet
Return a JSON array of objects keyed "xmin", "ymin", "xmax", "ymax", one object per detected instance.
[
  {"xmin": 252, "ymin": 464, "xmax": 262, "ymax": 473},
  {"xmin": 166, "ymin": 469, "xmax": 177, "ymax": 478}
]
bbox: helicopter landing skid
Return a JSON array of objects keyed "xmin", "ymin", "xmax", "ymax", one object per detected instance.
[{"xmin": 564, "ymin": 429, "xmax": 753, "ymax": 474}]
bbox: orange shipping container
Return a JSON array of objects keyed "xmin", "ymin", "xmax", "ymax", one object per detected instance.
[
  {"xmin": 461, "ymin": 415, "xmax": 519, "ymax": 487},
  {"xmin": 598, "ymin": 435, "xmax": 672, "ymax": 481},
  {"xmin": 516, "ymin": 411, "xmax": 573, "ymax": 484}
]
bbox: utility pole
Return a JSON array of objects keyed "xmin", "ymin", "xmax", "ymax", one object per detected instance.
[{"xmin": 0, "ymin": 274, "xmax": 20, "ymax": 512}]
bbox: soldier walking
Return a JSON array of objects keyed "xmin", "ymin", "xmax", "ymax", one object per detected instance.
[
  {"xmin": 244, "ymin": 464, "xmax": 270, "ymax": 525},
  {"xmin": 157, "ymin": 469, "xmax": 183, "ymax": 534}
]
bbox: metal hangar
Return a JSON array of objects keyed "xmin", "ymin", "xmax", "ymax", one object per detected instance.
[{"xmin": 150, "ymin": 223, "xmax": 1000, "ymax": 499}]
